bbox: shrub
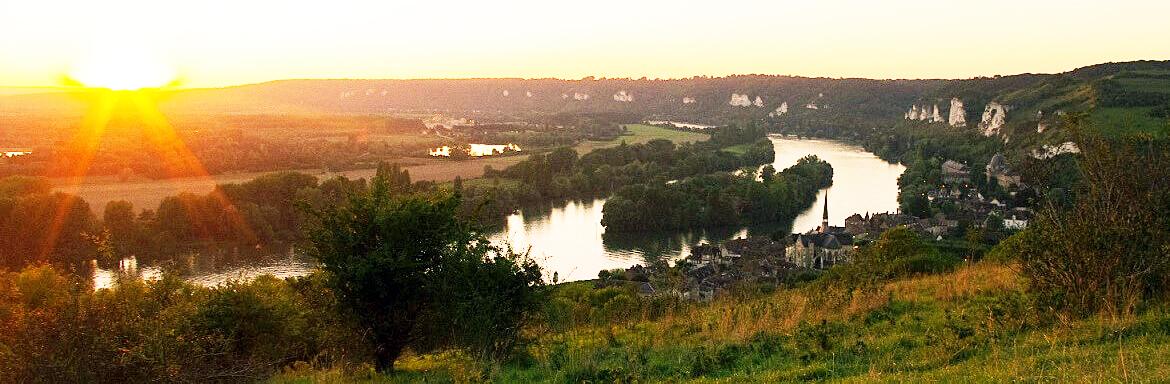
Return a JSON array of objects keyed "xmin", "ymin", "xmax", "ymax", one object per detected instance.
[
  {"xmin": 1016, "ymin": 125, "xmax": 1170, "ymax": 317},
  {"xmin": 0, "ymin": 266, "xmax": 359, "ymax": 383},
  {"xmin": 305, "ymin": 173, "xmax": 544, "ymax": 371}
]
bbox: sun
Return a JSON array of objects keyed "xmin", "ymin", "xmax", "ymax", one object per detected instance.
[{"xmin": 68, "ymin": 45, "xmax": 176, "ymax": 90}]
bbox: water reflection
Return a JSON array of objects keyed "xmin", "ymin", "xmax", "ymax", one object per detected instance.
[
  {"xmin": 90, "ymin": 256, "xmax": 164, "ymax": 290},
  {"xmin": 429, "ymin": 143, "xmax": 521, "ymax": 157},
  {"xmin": 489, "ymin": 198, "xmax": 790, "ymax": 283},
  {"xmin": 768, "ymin": 136, "xmax": 906, "ymax": 232},
  {"xmin": 490, "ymin": 135, "xmax": 905, "ymax": 283},
  {"xmin": 89, "ymin": 136, "xmax": 904, "ymax": 287},
  {"xmin": 90, "ymin": 248, "xmax": 314, "ymax": 289}
]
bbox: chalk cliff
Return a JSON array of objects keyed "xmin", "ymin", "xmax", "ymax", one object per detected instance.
[
  {"xmin": 978, "ymin": 102, "xmax": 1008, "ymax": 136},
  {"xmin": 948, "ymin": 98, "xmax": 967, "ymax": 127},
  {"xmin": 729, "ymin": 93, "xmax": 752, "ymax": 107}
]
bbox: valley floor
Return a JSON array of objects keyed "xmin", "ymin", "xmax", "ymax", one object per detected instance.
[{"xmin": 268, "ymin": 262, "xmax": 1170, "ymax": 383}]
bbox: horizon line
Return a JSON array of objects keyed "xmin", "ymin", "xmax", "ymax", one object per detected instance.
[{"xmin": 2, "ymin": 59, "xmax": 1167, "ymax": 91}]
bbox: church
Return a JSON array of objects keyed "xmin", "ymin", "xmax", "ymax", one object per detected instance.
[{"xmin": 786, "ymin": 195, "xmax": 855, "ymax": 269}]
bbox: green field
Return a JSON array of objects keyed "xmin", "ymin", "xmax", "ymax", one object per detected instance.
[
  {"xmin": 1115, "ymin": 78, "xmax": 1170, "ymax": 94},
  {"xmin": 573, "ymin": 124, "xmax": 710, "ymax": 154},
  {"xmin": 720, "ymin": 143, "xmax": 753, "ymax": 155},
  {"xmin": 1090, "ymin": 107, "xmax": 1169, "ymax": 137},
  {"xmin": 435, "ymin": 177, "xmax": 521, "ymax": 191}
]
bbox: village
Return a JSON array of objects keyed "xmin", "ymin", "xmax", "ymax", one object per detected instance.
[{"xmin": 599, "ymin": 153, "xmax": 1035, "ymax": 301}]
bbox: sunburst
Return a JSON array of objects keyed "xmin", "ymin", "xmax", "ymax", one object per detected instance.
[{"xmin": 40, "ymin": 51, "xmax": 255, "ymax": 260}]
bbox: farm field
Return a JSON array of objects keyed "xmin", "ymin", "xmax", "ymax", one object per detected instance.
[
  {"xmin": 53, "ymin": 154, "xmax": 529, "ymax": 214},
  {"xmin": 55, "ymin": 124, "xmax": 711, "ymax": 214},
  {"xmin": 573, "ymin": 124, "xmax": 710, "ymax": 153}
]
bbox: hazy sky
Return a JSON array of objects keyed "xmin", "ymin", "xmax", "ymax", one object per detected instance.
[{"xmin": 2, "ymin": 0, "xmax": 1169, "ymax": 88}]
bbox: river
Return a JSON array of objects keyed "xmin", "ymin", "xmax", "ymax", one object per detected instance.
[
  {"xmin": 489, "ymin": 135, "xmax": 905, "ymax": 282},
  {"xmin": 92, "ymin": 135, "xmax": 904, "ymax": 287}
]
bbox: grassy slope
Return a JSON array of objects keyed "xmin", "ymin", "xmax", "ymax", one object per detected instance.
[
  {"xmin": 573, "ymin": 124, "xmax": 710, "ymax": 154},
  {"xmin": 269, "ymin": 263, "xmax": 1170, "ymax": 382},
  {"xmin": 1090, "ymin": 107, "xmax": 1169, "ymax": 138}
]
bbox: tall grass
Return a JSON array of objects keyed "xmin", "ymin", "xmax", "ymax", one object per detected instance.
[{"xmin": 269, "ymin": 262, "xmax": 1170, "ymax": 382}]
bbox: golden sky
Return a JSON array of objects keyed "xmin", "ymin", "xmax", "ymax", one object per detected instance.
[{"xmin": 2, "ymin": 0, "xmax": 1169, "ymax": 88}]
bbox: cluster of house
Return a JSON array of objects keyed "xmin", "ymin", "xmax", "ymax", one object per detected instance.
[
  {"xmin": 679, "ymin": 237, "xmax": 791, "ymax": 300},
  {"xmin": 933, "ymin": 155, "xmax": 1032, "ymax": 230},
  {"xmin": 942, "ymin": 154, "xmax": 1022, "ymax": 190}
]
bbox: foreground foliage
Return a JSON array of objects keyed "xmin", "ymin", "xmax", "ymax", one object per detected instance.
[
  {"xmin": 0, "ymin": 268, "xmax": 364, "ymax": 382},
  {"xmin": 1015, "ymin": 125, "xmax": 1170, "ymax": 317},
  {"xmin": 305, "ymin": 169, "xmax": 545, "ymax": 372}
]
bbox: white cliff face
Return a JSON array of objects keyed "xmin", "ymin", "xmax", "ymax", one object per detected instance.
[
  {"xmin": 1031, "ymin": 142, "xmax": 1080, "ymax": 159},
  {"xmin": 613, "ymin": 90, "xmax": 634, "ymax": 102},
  {"xmin": 729, "ymin": 93, "xmax": 752, "ymax": 107},
  {"xmin": 526, "ymin": 91, "xmax": 533, "ymax": 98},
  {"xmin": 805, "ymin": 103, "xmax": 819, "ymax": 109},
  {"xmin": 769, "ymin": 102, "xmax": 789, "ymax": 117},
  {"xmin": 753, "ymin": 96, "xmax": 765, "ymax": 108},
  {"xmin": 562, "ymin": 93, "xmax": 569, "ymax": 99},
  {"xmin": 502, "ymin": 90, "xmax": 510, "ymax": 97},
  {"xmin": 979, "ymin": 102, "xmax": 1008, "ymax": 136},
  {"xmin": 931, "ymin": 105, "xmax": 943, "ymax": 123},
  {"xmin": 948, "ymin": 98, "xmax": 967, "ymax": 127},
  {"xmin": 573, "ymin": 92, "xmax": 590, "ymax": 101},
  {"xmin": 1036, "ymin": 110, "xmax": 1047, "ymax": 133},
  {"xmin": 682, "ymin": 97, "xmax": 696, "ymax": 104},
  {"xmin": 907, "ymin": 105, "xmax": 920, "ymax": 120}
]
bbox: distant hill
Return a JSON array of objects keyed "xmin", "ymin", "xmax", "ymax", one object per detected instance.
[
  {"xmin": 3, "ymin": 61, "xmax": 1168, "ymax": 139},
  {"xmin": 894, "ymin": 60, "xmax": 1170, "ymax": 142}
]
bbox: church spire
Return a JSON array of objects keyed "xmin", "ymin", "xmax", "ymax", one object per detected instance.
[{"xmin": 820, "ymin": 191, "xmax": 829, "ymax": 233}]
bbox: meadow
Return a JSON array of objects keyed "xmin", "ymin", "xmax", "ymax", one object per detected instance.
[
  {"xmin": 268, "ymin": 262, "xmax": 1170, "ymax": 383},
  {"xmin": 1090, "ymin": 107, "xmax": 1169, "ymax": 138},
  {"xmin": 572, "ymin": 124, "xmax": 710, "ymax": 154}
]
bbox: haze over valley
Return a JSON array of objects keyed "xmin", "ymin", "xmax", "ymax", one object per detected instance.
[{"xmin": 2, "ymin": 1, "xmax": 1169, "ymax": 382}]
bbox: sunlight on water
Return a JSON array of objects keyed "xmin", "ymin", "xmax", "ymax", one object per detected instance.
[
  {"xmin": 89, "ymin": 136, "xmax": 903, "ymax": 287},
  {"xmin": 490, "ymin": 136, "xmax": 905, "ymax": 283},
  {"xmin": 430, "ymin": 143, "xmax": 521, "ymax": 157},
  {"xmin": 768, "ymin": 136, "xmax": 907, "ymax": 233}
]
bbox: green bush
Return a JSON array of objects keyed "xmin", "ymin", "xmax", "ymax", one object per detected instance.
[{"xmin": 0, "ymin": 266, "xmax": 361, "ymax": 383}]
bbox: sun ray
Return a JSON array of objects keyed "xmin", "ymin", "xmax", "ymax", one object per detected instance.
[
  {"xmin": 39, "ymin": 91, "xmax": 117, "ymax": 261},
  {"xmin": 39, "ymin": 88, "xmax": 258, "ymax": 261},
  {"xmin": 129, "ymin": 92, "xmax": 258, "ymax": 245}
]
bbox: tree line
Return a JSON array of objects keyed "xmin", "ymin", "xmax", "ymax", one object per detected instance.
[{"xmin": 601, "ymin": 155, "xmax": 833, "ymax": 232}]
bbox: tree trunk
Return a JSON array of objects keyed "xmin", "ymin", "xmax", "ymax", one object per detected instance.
[{"xmin": 374, "ymin": 338, "xmax": 407, "ymax": 373}]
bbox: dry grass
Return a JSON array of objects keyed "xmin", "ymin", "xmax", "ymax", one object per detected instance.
[{"xmin": 270, "ymin": 262, "xmax": 1170, "ymax": 382}]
